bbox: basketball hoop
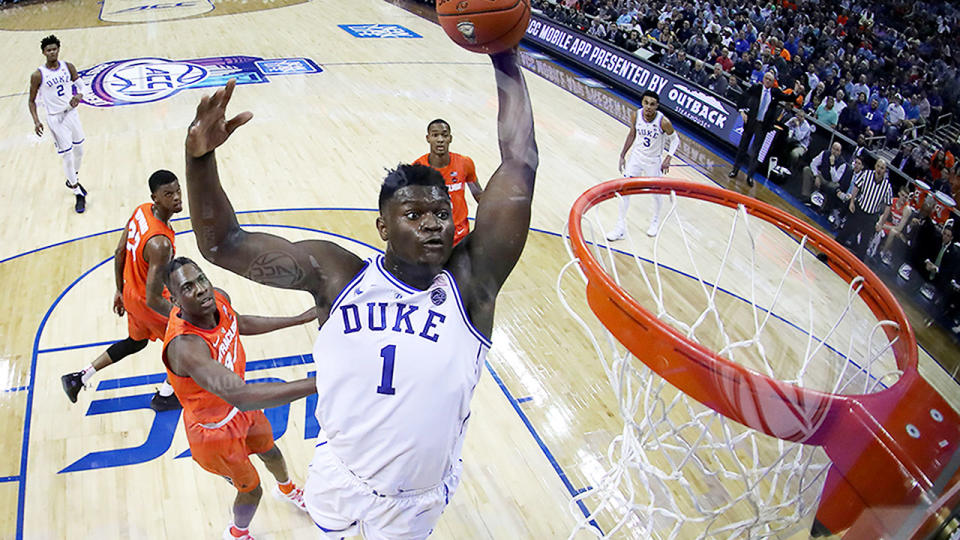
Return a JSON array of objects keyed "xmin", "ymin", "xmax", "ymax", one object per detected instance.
[{"xmin": 560, "ymin": 178, "xmax": 960, "ymax": 539}]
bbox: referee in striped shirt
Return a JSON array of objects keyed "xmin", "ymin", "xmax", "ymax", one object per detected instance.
[{"xmin": 836, "ymin": 158, "xmax": 893, "ymax": 258}]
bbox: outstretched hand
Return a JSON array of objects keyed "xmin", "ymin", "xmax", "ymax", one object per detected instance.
[{"xmin": 186, "ymin": 79, "xmax": 253, "ymax": 158}]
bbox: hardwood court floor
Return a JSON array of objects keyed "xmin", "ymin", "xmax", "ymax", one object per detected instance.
[{"xmin": 0, "ymin": 0, "xmax": 956, "ymax": 538}]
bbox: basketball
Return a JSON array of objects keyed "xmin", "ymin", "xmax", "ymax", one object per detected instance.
[{"xmin": 436, "ymin": 0, "xmax": 531, "ymax": 54}]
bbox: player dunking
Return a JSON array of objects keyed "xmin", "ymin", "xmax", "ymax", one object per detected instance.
[
  {"xmin": 606, "ymin": 90, "xmax": 679, "ymax": 241},
  {"xmin": 413, "ymin": 119, "xmax": 483, "ymax": 245},
  {"xmin": 183, "ymin": 48, "xmax": 536, "ymax": 538},
  {"xmin": 60, "ymin": 170, "xmax": 182, "ymax": 411},
  {"xmin": 161, "ymin": 257, "xmax": 317, "ymax": 540},
  {"xmin": 28, "ymin": 35, "xmax": 88, "ymax": 213}
]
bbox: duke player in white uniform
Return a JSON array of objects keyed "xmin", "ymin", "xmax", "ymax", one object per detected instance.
[
  {"xmin": 28, "ymin": 35, "xmax": 89, "ymax": 213},
  {"xmin": 182, "ymin": 47, "xmax": 537, "ymax": 540},
  {"xmin": 606, "ymin": 90, "xmax": 679, "ymax": 241}
]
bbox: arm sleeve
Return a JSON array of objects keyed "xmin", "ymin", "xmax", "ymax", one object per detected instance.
[
  {"xmin": 73, "ymin": 76, "xmax": 88, "ymax": 96},
  {"xmin": 665, "ymin": 130, "xmax": 680, "ymax": 157},
  {"xmin": 810, "ymin": 151, "xmax": 823, "ymax": 171}
]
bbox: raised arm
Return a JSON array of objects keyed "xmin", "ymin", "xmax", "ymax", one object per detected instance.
[
  {"xmin": 166, "ymin": 334, "xmax": 316, "ymax": 411},
  {"xmin": 184, "ymin": 79, "xmax": 364, "ymax": 302},
  {"xmin": 143, "ymin": 235, "xmax": 175, "ymax": 318},
  {"xmin": 466, "ymin": 50, "xmax": 538, "ymax": 292},
  {"xmin": 28, "ymin": 71, "xmax": 43, "ymax": 137},
  {"xmin": 238, "ymin": 307, "xmax": 318, "ymax": 336}
]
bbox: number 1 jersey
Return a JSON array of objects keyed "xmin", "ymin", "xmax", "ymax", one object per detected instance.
[{"xmin": 311, "ymin": 255, "xmax": 490, "ymax": 495}]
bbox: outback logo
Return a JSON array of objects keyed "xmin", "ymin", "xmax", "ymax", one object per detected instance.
[
  {"xmin": 457, "ymin": 21, "xmax": 477, "ymax": 43},
  {"xmin": 667, "ymin": 83, "xmax": 729, "ymax": 129},
  {"xmin": 78, "ymin": 55, "xmax": 321, "ymax": 107}
]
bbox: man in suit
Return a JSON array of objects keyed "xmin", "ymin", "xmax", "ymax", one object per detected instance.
[{"xmin": 729, "ymin": 70, "xmax": 795, "ymax": 186}]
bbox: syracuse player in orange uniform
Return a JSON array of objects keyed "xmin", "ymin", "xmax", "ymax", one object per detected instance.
[
  {"xmin": 161, "ymin": 257, "xmax": 317, "ymax": 540},
  {"xmin": 414, "ymin": 119, "xmax": 482, "ymax": 244},
  {"xmin": 61, "ymin": 170, "xmax": 183, "ymax": 410}
]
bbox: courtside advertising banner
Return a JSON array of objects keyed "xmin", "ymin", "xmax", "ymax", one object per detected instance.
[{"xmin": 524, "ymin": 13, "xmax": 743, "ymax": 146}]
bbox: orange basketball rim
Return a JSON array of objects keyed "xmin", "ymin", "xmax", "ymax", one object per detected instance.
[{"xmin": 567, "ymin": 178, "xmax": 960, "ymax": 538}]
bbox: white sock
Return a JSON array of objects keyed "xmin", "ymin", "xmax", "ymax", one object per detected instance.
[
  {"xmin": 651, "ymin": 194, "xmax": 663, "ymax": 223},
  {"xmin": 62, "ymin": 149, "xmax": 78, "ymax": 187},
  {"xmin": 159, "ymin": 381, "xmax": 175, "ymax": 397},
  {"xmin": 616, "ymin": 196, "xmax": 630, "ymax": 229},
  {"xmin": 80, "ymin": 364, "xmax": 97, "ymax": 384},
  {"xmin": 72, "ymin": 141, "xmax": 84, "ymax": 172}
]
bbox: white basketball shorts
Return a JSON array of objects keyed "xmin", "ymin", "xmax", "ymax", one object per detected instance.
[
  {"xmin": 47, "ymin": 107, "xmax": 85, "ymax": 154},
  {"xmin": 624, "ymin": 160, "xmax": 663, "ymax": 178},
  {"xmin": 304, "ymin": 442, "xmax": 462, "ymax": 540}
]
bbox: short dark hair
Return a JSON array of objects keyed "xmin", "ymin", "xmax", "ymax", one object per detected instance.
[
  {"xmin": 41, "ymin": 35, "xmax": 60, "ymax": 50},
  {"xmin": 148, "ymin": 169, "xmax": 178, "ymax": 193},
  {"xmin": 641, "ymin": 90, "xmax": 660, "ymax": 103},
  {"xmin": 426, "ymin": 118, "xmax": 449, "ymax": 132},
  {"xmin": 378, "ymin": 164, "xmax": 446, "ymax": 211},
  {"xmin": 164, "ymin": 256, "xmax": 199, "ymax": 291}
]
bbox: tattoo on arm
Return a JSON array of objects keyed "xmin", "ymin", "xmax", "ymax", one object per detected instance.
[{"xmin": 244, "ymin": 252, "xmax": 305, "ymax": 288}]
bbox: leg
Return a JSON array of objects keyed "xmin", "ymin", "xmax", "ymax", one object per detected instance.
[
  {"xmin": 606, "ymin": 194, "xmax": 630, "ymax": 241},
  {"xmin": 648, "ymin": 193, "xmax": 664, "ymax": 237},
  {"xmin": 231, "ymin": 485, "xmax": 263, "ymax": 530},
  {"xmin": 730, "ymin": 127, "xmax": 753, "ymax": 176},
  {"xmin": 248, "ymin": 411, "xmax": 306, "ymax": 511},
  {"xmin": 257, "ymin": 445, "xmax": 290, "ymax": 484},
  {"xmin": 61, "ymin": 337, "xmax": 148, "ymax": 403},
  {"xmin": 67, "ymin": 109, "xmax": 86, "ymax": 177},
  {"xmin": 744, "ymin": 131, "xmax": 765, "ymax": 185}
]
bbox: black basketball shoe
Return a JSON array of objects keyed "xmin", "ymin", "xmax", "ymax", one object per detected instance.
[{"xmin": 61, "ymin": 372, "xmax": 84, "ymax": 403}]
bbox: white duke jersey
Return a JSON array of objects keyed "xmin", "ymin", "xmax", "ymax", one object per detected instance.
[
  {"xmin": 311, "ymin": 255, "xmax": 490, "ymax": 495},
  {"xmin": 626, "ymin": 110, "xmax": 666, "ymax": 169},
  {"xmin": 37, "ymin": 62, "xmax": 73, "ymax": 115}
]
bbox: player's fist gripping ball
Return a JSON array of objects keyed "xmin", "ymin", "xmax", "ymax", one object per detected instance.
[{"xmin": 436, "ymin": 0, "xmax": 531, "ymax": 54}]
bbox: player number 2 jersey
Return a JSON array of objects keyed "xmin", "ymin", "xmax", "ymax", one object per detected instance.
[
  {"xmin": 312, "ymin": 255, "xmax": 490, "ymax": 495},
  {"xmin": 626, "ymin": 111, "xmax": 665, "ymax": 168},
  {"xmin": 37, "ymin": 62, "xmax": 73, "ymax": 115}
]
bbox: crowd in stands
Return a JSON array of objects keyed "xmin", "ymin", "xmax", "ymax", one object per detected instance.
[
  {"xmin": 535, "ymin": 0, "xmax": 959, "ymax": 151},
  {"xmin": 535, "ymin": 0, "xmax": 960, "ymax": 332}
]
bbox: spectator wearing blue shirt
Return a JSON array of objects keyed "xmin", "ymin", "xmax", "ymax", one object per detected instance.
[
  {"xmin": 862, "ymin": 98, "xmax": 885, "ymax": 139},
  {"xmin": 903, "ymin": 94, "xmax": 921, "ymax": 123},
  {"xmin": 749, "ymin": 60, "xmax": 765, "ymax": 84},
  {"xmin": 734, "ymin": 32, "xmax": 751, "ymax": 54},
  {"xmin": 838, "ymin": 97, "xmax": 864, "ymax": 138}
]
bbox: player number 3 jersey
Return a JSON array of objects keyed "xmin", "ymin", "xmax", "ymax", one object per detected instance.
[
  {"xmin": 626, "ymin": 111, "xmax": 665, "ymax": 169},
  {"xmin": 311, "ymin": 255, "xmax": 490, "ymax": 495}
]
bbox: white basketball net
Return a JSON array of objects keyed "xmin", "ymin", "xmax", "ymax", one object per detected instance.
[{"xmin": 559, "ymin": 187, "xmax": 904, "ymax": 539}]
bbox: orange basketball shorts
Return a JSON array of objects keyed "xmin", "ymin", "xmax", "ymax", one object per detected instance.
[
  {"xmin": 123, "ymin": 291, "xmax": 171, "ymax": 342},
  {"xmin": 185, "ymin": 409, "xmax": 275, "ymax": 493}
]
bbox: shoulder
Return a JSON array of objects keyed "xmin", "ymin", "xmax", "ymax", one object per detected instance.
[
  {"xmin": 164, "ymin": 333, "xmax": 209, "ymax": 371},
  {"xmin": 413, "ymin": 154, "xmax": 429, "ymax": 165},
  {"xmin": 214, "ymin": 287, "xmax": 232, "ymax": 306},
  {"xmin": 143, "ymin": 234, "xmax": 174, "ymax": 265},
  {"xmin": 659, "ymin": 114, "xmax": 674, "ymax": 131},
  {"xmin": 456, "ymin": 153, "xmax": 476, "ymax": 168}
]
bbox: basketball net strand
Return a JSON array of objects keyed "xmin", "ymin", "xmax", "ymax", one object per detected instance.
[{"xmin": 559, "ymin": 187, "xmax": 902, "ymax": 539}]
